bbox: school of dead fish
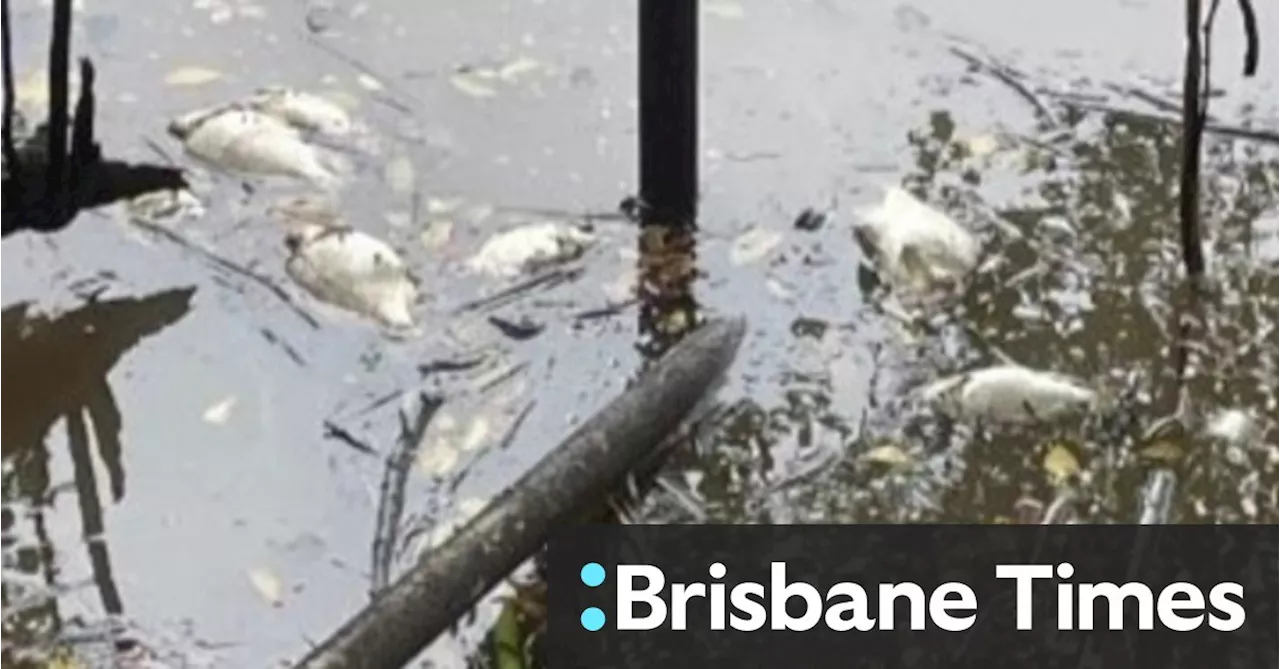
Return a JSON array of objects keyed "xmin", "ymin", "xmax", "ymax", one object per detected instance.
[{"xmin": 147, "ymin": 85, "xmax": 596, "ymax": 333}]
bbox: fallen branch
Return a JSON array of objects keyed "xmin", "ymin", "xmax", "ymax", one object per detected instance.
[
  {"xmin": 947, "ymin": 46, "xmax": 1057, "ymax": 125},
  {"xmin": 370, "ymin": 393, "xmax": 444, "ymax": 597},
  {"xmin": 292, "ymin": 317, "xmax": 746, "ymax": 669}
]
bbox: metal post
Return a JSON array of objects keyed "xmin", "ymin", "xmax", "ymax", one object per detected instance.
[{"xmin": 638, "ymin": 0, "xmax": 698, "ymax": 228}]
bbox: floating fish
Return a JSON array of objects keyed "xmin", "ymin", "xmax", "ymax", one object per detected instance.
[
  {"xmin": 917, "ymin": 364, "xmax": 1097, "ymax": 424},
  {"xmin": 169, "ymin": 108, "xmax": 340, "ymax": 188},
  {"xmin": 244, "ymin": 87, "xmax": 353, "ymax": 137},
  {"xmin": 853, "ymin": 186, "xmax": 980, "ymax": 292},
  {"xmin": 1204, "ymin": 408, "xmax": 1256, "ymax": 445},
  {"xmin": 284, "ymin": 223, "xmax": 418, "ymax": 330},
  {"xmin": 466, "ymin": 222, "xmax": 594, "ymax": 278}
]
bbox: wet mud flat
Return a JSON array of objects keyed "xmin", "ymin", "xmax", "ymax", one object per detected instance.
[{"xmin": 3, "ymin": 0, "xmax": 1278, "ymax": 666}]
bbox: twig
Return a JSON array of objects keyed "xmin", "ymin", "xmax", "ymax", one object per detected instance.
[
  {"xmin": 370, "ymin": 393, "xmax": 444, "ymax": 597},
  {"xmin": 323, "ymin": 421, "xmax": 379, "ymax": 456},
  {"xmin": 947, "ymin": 46, "xmax": 1057, "ymax": 125},
  {"xmin": 1061, "ymin": 101, "xmax": 1278, "ymax": 143},
  {"xmin": 47, "ymin": 0, "xmax": 73, "ymax": 220},
  {"xmin": 450, "ymin": 266, "xmax": 583, "ymax": 314},
  {"xmin": 1, "ymin": 0, "xmax": 18, "ymax": 175},
  {"xmin": 299, "ymin": 31, "xmax": 420, "ymax": 115},
  {"xmin": 130, "ymin": 218, "xmax": 322, "ymax": 329}
]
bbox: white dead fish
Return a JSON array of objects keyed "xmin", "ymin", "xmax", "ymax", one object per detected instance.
[
  {"xmin": 1204, "ymin": 408, "xmax": 1256, "ymax": 445},
  {"xmin": 245, "ymin": 87, "xmax": 353, "ymax": 137},
  {"xmin": 169, "ymin": 108, "xmax": 340, "ymax": 188},
  {"xmin": 918, "ymin": 364, "xmax": 1097, "ymax": 424},
  {"xmin": 853, "ymin": 186, "xmax": 980, "ymax": 292},
  {"xmin": 284, "ymin": 223, "xmax": 418, "ymax": 330},
  {"xmin": 466, "ymin": 222, "xmax": 594, "ymax": 278}
]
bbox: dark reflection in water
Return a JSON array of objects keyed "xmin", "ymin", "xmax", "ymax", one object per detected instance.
[
  {"xmin": 1, "ymin": 287, "xmax": 195, "ymax": 662},
  {"xmin": 673, "ymin": 106, "xmax": 1278, "ymax": 526}
]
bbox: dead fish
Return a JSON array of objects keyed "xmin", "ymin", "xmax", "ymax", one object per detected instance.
[
  {"xmin": 1204, "ymin": 408, "xmax": 1257, "ymax": 445},
  {"xmin": 245, "ymin": 87, "xmax": 353, "ymax": 137},
  {"xmin": 168, "ymin": 107, "xmax": 340, "ymax": 188},
  {"xmin": 466, "ymin": 222, "xmax": 595, "ymax": 278},
  {"xmin": 284, "ymin": 223, "xmax": 418, "ymax": 331},
  {"xmin": 917, "ymin": 364, "xmax": 1097, "ymax": 424},
  {"xmin": 853, "ymin": 186, "xmax": 979, "ymax": 292}
]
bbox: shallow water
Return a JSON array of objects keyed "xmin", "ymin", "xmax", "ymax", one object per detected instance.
[{"xmin": 2, "ymin": 0, "xmax": 1277, "ymax": 666}]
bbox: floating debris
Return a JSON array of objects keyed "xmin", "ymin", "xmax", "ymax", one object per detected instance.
[
  {"xmin": 202, "ymin": 395, "xmax": 238, "ymax": 425},
  {"xmin": 917, "ymin": 363, "xmax": 1097, "ymax": 424},
  {"xmin": 125, "ymin": 188, "xmax": 206, "ymax": 226},
  {"xmin": 284, "ymin": 224, "xmax": 418, "ymax": 331},
  {"xmin": 384, "ymin": 155, "xmax": 415, "ymax": 194},
  {"xmin": 1042, "ymin": 442, "xmax": 1080, "ymax": 486},
  {"xmin": 859, "ymin": 442, "xmax": 915, "ymax": 468},
  {"xmin": 168, "ymin": 108, "xmax": 340, "ymax": 188},
  {"xmin": 164, "ymin": 66, "xmax": 224, "ymax": 87},
  {"xmin": 488, "ymin": 314, "xmax": 544, "ymax": 340},
  {"xmin": 247, "ymin": 567, "xmax": 284, "ymax": 607},
  {"xmin": 1204, "ymin": 408, "xmax": 1256, "ymax": 445},
  {"xmin": 466, "ymin": 222, "xmax": 594, "ymax": 278},
  {"xmin": 853, "ymin": 186, "xmax": 980, "ymax": 293},
  {"xmin": 794, "ymin": 208, "xmax": 828, "ymax": 231},
  {"xmin": 420, "ymin": 219, "xmax": 454, "ymax": 250},
  {"xmin": 729, "ymin": 227, "xmax": 784, "ymax": 266}
]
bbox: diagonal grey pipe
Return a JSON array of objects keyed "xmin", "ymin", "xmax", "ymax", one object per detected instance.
[{"xmin": 293, "ymin": 317, "xmax": 746, "ymax": 669}]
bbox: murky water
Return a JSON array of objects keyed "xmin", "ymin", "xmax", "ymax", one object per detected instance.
[{"xmin": 3, "ymin": 0, "xmax": 1277, "ymax": 666}]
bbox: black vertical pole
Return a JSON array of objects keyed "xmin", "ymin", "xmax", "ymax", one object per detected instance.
[{"xmin": 639, "ymin": 0, "xmax": 698, "ymax": 228}]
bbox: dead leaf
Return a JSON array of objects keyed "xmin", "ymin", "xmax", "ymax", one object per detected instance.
[
  {"xmin": 860, "ymin": 443, "xmax": 914, "ymax": 467},
  {"xmin": 729, "ymin": 228, "xmax": 783, "ymax": 266},
  {"xmin": 247, "ymin": 567, "xmax": 284, "ymax": 607},
  {"xmin": 356, "ymin": 74, "xmax": 384, "ymax": 91},
  {"xmin": 1140, "ymin": 440, "xmax": 1184, "ymax": 464},
  {"xmin": 450, "ymin": 72, "xmax": 498, "ymax": 98},
  {"xmin": 164, "ymin": 66, "xmax": 224, "ymax": 87},
  {"xmin": 1042, "ymin": 442, "xmax": 1080, "ymax": 486},
  {"xmin": 420, "ymin": 219, "xmax": 454, "ymax": 250},
  {"xmin": 202, "ymin": 395, "xmax": 238, "ymax": 425},
  {"xmin": 460, "ymin": 417, "xmax": 491, "ymax": 452}
]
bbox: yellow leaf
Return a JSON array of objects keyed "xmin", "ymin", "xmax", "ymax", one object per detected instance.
[
  {"xmin": 164, "ymin": 67, "xmax": 224, "ymax": 87},
  {"xmin": 860, "ymin": 443, "xmax": 914, "ymax": 467},
  {"xmin": 247, "ymin": 567, "xmax": 284, "ymax": 607},
  {"xmin": 1140, "ymin": 440, "xmax": 1184, "ymax": 464},
  {"xmin": 1042, "ymin": 442, "xmax": 1080, "ymax": 486}
]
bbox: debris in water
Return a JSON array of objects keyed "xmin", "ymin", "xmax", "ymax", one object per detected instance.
[
  {"xmin": 853, "ymin": 186, "xmax": 980, "ymax": 293},
  {"xmin": 460, "ymin": 417, "xmax": 491, "ymax": 453},
  {"xmin": 284, "ymin": 224, "xmax": 419, "ymax": 331},
  {"xmin": 729, "ymin": 227, "xmax": 784, "ymax": 266},
  {"xmin": 1204, "ymin": 408, "xmax": 1256, "ymax": 445},
  {"xmin": 466, "ymin": 222, "xmax": 595, "ymax": 278},
  {"xmin": 859, "ymin": 443, "xmax": 915, "ymax": 468},
  {"xmin": 488, "ymin": 314, "xmax": 545, "ymax": 340},
  {"xmin": 202, "ymin": 395, "xmax": 238, "ymax": 425},
  {"xmin": 356, "ymin": 73, "xmax": 384, "ymax": 91},
  {"xmin": 917, "ymin": 363, "xmax": 1097, "ymax": 424},
  {"xmin": 794, "ymin": 208, "xmax": 828, "ymax": 231},
  {"xmin": 247, "ymin": 567, "xmax": 284, "ymax": 607},
  {"xmin": 449, "ymin": 71, "xmax": 498, "ymax": 98},
  {"xmin": 126, "ymin": 188, "xmax": 206, "ymax": 226},
  {"xmin": 1042, "ymin": 442, "xmax": 1080, "ymax": 486},
  {"xmin": 164, "ymin": 66, "xmax": 224, "ymax": 87},
  {"xmin": 168, "ymin": 108, "xmax": 340, "ymax": 188},
  {"xmin": 420, "ymin": 219, "xmax": 454, "ymax": 250}
]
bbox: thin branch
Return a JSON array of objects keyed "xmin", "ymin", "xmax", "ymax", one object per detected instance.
[
  {"xmin": 1177, "ymin": 0, "xmax": 1207, "ymax": 280},
  {"xmin": 1235, "ymin": 0, "xmax": 1259, "ymax": 76},
  {"xmin": 46, "ymin": 0, "xmax": 73, "ymax": 219},
  {"xmin": 370, "ymin": 393, "xmax": 444, "ymax": 597},
  {"xmin": 1, "ymin": 0, "xmax": 19, "ymax": 174}
]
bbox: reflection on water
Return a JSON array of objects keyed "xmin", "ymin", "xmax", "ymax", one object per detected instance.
[
  {"xmin": 671, "ymin": 106, "xmax": 1278, "ymax": 526},
  {"xmin": 1, "ymin": 287, "xmax": 194, "ymax": 664}
]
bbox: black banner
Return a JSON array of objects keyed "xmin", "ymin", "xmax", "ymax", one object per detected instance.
[{"xmin": 546, "ymin": 525, "xmax": 1278, "ymax": 668}]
